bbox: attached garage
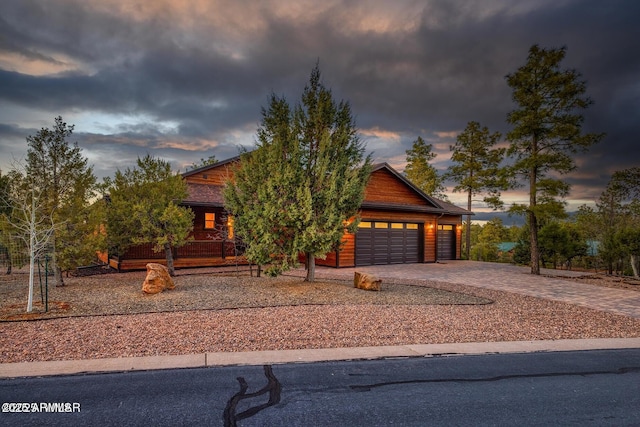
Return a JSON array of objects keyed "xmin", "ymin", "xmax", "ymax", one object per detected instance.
[
  {"xmin": 316, "ymin": 163, "xmax": 472, "ymax": 268},
  {"xmin": 437, "ymin": 224, "xmax": 456, "ymax": 261},
  {"xmin": 355, "ymin": 221, "xmax": 422, "ymax": 266}
]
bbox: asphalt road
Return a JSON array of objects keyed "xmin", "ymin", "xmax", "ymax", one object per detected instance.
[{"xmin": 1, "ymin": 349, "xmax": 639, "ymax": 426}]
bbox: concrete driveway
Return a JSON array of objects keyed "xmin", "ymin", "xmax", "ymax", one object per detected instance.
[{"xmin": 308, "ymin": 261, "xmax": 640, "ymax": 319}]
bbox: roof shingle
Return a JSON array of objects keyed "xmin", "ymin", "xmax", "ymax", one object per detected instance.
[{"xmin": 183, "ymin": 183, "xmax": 225, "ymax": 207}]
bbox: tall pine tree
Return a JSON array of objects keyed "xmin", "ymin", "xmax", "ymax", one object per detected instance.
[
  {"xmin": 447, "ymin": 121, "xmax": 506, "ymax": 259},
  {"xmin": 506, "ymin": 45, "xmax": 603, "ymax": 275},
  {"xmin": 404, "ymin": 136, "xmax": 447, "ymax": 200}
]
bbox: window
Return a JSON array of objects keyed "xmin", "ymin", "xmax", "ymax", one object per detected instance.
[
  {"xmin": 226, "ymin": 216, "xmax": 234, "ymax": 239},
  {"xmin": 358, "ymin": 221, "xmax": 372, "ymax": 228},
  {"xmin": 406, "ymin": 223, "xmax": 419, "ymax": 230},
  {"xmin": 391, "ymin": 223, "xmax": 404, "ymax": 229},
  {"xmin": 438, "ymin": 224, "xmax": 453, "ymax": 231},
  {"xmin": 204, "ymin": 212, "xmax": 215, "ymax": 229},
  {"xmin": 375, "ymin": 222, "xmax": 388, "ymax": 229}
]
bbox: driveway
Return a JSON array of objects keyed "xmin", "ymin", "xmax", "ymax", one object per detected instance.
[{"xmin": 308, "ymin": 261, "xmax": 640, "ymax": 319}]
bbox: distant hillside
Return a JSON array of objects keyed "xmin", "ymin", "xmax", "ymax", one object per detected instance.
[
  {"xmin": 471, "ymin": 211, "xmax": 579, "ymax": 227},
  {"xmin": 471, "ymin": 211, "xmax": 525, "ymax": 227}
]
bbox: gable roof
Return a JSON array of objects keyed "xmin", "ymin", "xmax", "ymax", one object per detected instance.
[
  {"xmin": 434, "ymin": 198, "xmax": 474, "ymax": 216},
  {"xmin": 181, "ymin": 155, "xmax": 240, "ymax": 208},
  {"xmin": 362, "ymin": 163, "xmax": 473, "ymax": 216},
  {"xmin": 180, "ymin": 157, "xmax": 472, "ymax": 216},
  {"xmin": 181, "ymin": 155, "xmax": 240, "ymax": 178},
  {"xmin": 497, "ymin": 242, "xmax": 517, "ymax": 252}
]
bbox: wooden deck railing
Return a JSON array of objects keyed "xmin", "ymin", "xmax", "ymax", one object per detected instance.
[{"xmin": 113, "ymin": 240, "xmax": 242, "ymax": 261}]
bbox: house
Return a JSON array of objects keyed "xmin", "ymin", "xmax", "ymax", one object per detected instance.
[
  {"xmin": 109, "ymin": 157, "xmax": 471, "ymax": 271},
  {"xmin": 108, "ymin": 157, "xmax": 240, "ymax": 271},
  {"xmin": 496, "ymin": 241, "xmax": 517, "ymax": 262},
  {"xmin": 316, "ymin": 163, "xmax": 470, "ymax": 267}
]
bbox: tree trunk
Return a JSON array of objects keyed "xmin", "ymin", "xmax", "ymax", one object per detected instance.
[
  {"xmin": 305, "ymin": 252, "xmax": 315, "ymax": 282},
  {"xmin": 529, "ymin": 154, "xmax": 540, "ymax": 275},
  {"xmin": 27, "ymin": 249, "xmax": 35, "ymax": 313},
  {"xmin": 52, "ymin": 235, "xmax": 64, "ymax": 287},
  {"xmin": 529, "ymin": 210, "xmax": 540, "ymax": 275},
  {"xmin": 27, "ymin": 198, "xmax": 35, "ymax": 312},
  {"xmin": 631, "ymin": 254, "xmax": 639, "ymax": 279},
  {"xmin": 164, "ymin": 243, "xmax": 175, "ymax": 276},
  {"xmin": 465, "ymin": 189, "xmax": 472, "ymax": 260},
  {"xmin": 56, "ymin": 266, "xmax": 65, "ymax": 286}
]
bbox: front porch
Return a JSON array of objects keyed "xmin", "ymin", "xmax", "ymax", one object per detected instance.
[{"xmin": 109, "ymin": 240, "xmax": 247, "ymax": 272}]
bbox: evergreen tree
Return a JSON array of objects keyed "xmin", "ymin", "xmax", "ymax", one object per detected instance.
[
  {"xmin": 224, "ymin": 65, "xmax": 371, "ymax": 281},
  {"xmin": 24, "ymin": 116, "xmax": 98, "ymax": 284},
  {"xmin": 55, "ymin": 191, "xmax": 106, "ymax": 274},
  {"xmin": 447, "ymin": 121, "xmax": 506, "ymax": 259},
  {"xmin": 611, "ymin": 167, "xmax": 640, "ymax": 277},
  {"xmin": 513, "ymin": 225, "xmax": 532, "ymax": 266},
  {"xmin": 592, "ymin": 181, "xmax": 625, "ymax": 274},
  {"xmin": 471, "ymin": 218, "xmax": 509, "ymax": 262},
  {"xmin": 404, "ymin": 136, "xmax": 447, "ymax": 200},
  {"xmin": 223, "ymin": 95, "xmax": 305, "ymax": 276},
  {"xmin": 188, "ymin": 155, "xmax": 218, "ymax": 171},
  {"xmin": 538, "ymin": 221, "xmax": 587, "ymax": 269},
  {"xmin": 106, "ymin": 155, "xmax": 194, "ymax": 276},
  {"xmin": 590, "ymin": 167, "xmax": 640, "ymax": 276},
  {"xmin": 505, "ymin": 45, "xmax": 603, "ymax": 275},
  {"xmin": 617, "ymin": 227, "xmax": 640, "ymax": 278}
]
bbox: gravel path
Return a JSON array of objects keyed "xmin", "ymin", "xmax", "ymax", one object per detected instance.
[{"xmin": 1, "ymin": 268, "xmax": 639, "ymax": 363}]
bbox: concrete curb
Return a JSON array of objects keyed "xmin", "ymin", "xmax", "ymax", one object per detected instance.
[{"xmin": 2, "ymin": 337, "xmax": 640, "ymax": 379}]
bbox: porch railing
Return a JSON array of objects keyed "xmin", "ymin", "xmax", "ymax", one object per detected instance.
[{"xmin": 114, "ymin": 240, "xmax": 242, "ymax": 261}]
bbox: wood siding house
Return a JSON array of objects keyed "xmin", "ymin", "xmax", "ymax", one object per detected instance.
[
  {"xmin": 108, "ymin": 157, "xmax": 242, "ymax": 271},
  {"xmin": 109, "ymin": 157, "xmax": 471, "ymax": 271},
  {"xmin": 317, "ymin": 163, "xmax": 470, "ymax": 267}
]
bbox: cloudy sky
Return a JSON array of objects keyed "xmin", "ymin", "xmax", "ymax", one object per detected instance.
[{"xmin": 1, "ymin": 0, "xmax": 638, "ymax": 212}]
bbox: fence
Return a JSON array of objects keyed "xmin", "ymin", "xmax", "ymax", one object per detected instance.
[
  {"xmin": 0, "ymin": 239, "xmax": 57, "ymax": 288},
  {"xmin": 0, "ymin": 238, "xmax": 29, "ymax": 276}
]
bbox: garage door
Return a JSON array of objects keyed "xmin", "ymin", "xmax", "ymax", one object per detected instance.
[
  {"xmin": 437, "ymin": 224, "xmax": 456, "ymax": 260},
  {"xmin": 355, "ymin": 221, "xmax": 421, "ymax": 266}
]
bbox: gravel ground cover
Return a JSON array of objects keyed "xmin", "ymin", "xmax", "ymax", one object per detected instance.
[
  {"xmin": 1, "ymin": 267, "xmax": 639, "ymax": 363},
  {"xmin": 0, "ymin": 269, "xmax": 491, "ymax": 320}
]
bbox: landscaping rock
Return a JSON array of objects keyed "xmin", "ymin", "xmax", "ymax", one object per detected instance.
[
  {"xmin": 142, "ymin": 263, "xmax": 175, "ymax": 294},
  {"xmin": 354, "ymin": 271, "xmax": 382, "ymax": 291}
]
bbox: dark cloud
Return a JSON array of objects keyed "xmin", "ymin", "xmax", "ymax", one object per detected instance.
[{"xmin": 0, "ymin": 0, "xmax": 638, "ymax": 210}]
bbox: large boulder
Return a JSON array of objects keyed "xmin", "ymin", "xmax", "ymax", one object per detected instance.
[
  {"xmin": 354, "ymin": 271, "xmax": 382, "ymax": 291},
  {"xmin": 142, "ymin": 263, "xmax": 175, "ymax": 294}
]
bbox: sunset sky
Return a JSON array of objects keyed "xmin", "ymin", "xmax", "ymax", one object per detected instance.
[{"xmin": 1, "ymin": 0, "xmax": 638, "ymax": 212}]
